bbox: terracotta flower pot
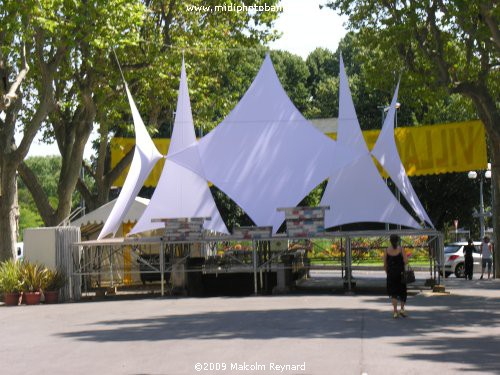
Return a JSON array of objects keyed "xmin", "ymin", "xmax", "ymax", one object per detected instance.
[
  {"xmin": 3, "ymin": 292, "xmax": 20, "ymax": 306},
  {"xmin": 43, "ymin": 290, "xmax": 59, "ymax": 304},
  {"xmin": 24, "ymin": 291, "xmax": 41, "ymax": 305}
]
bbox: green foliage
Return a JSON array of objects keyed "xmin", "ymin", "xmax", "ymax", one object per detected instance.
[
  {"xmin": 20, "ymin": 156, "xmax": 61, "ymax": 202},
  {"xmin": 18, "ymin": 156, "xmax": 74, "ymax": 235},
  {"xmin": 324, "ymin": 1, "xmax": 498, "ymax": 124},
  {"xmin": 72, "ymin": 1, "xmax": 281, "ymax": 211},
  {"xmin": 19, "ymin": 261, "xmax": 48, "ymax": 293},
  {"xmin": 0, "ymin": 260, "xmax": 67, "ymax": 294},
  {"xmin": 306, "ymin": 75, "xmax": 339, "ymax": 119},
  {"xmin": 318, "ymin": 1, "xmax": 496, "ymax": 234},
  {"xmin": 271, "ymin": 50, "xmax": 312, "ymax": 114},
  {"xmin": 298, "ymin": 181, "xmax": 327, "ymax": 208},
  {"xmin": 308, "ymin": 236, "xmax": 432, "ymax": 264},
  {"xmin": 102, "ymin": 0, "xmax": 281, "ymax": 138},
  {"xmin": 18, "ymin": 155, "xmax": 87, "ymax": 218},
  {"xmin": 306, "ymin": 48, "xmax": 339, "ymax": 95},
  {"xmin": 7, "ymin": 0, "xmax": 491, "ymax": 237},
  {"xmin": 43, "ymin": 268, "xmax": 67, "ymax": 291},
  {"xmin": 210, "ymin": 186, "xmax": 254, "ymax": 232},
  {"xmin": 18, "ymin": 207, "xmax": 44, "ymax": 240},
  {"xmin": 301, "ymin": 29, "xmax": 485, "ymax": 233},
  {"xmin": 0, "ymin": 259, "xmax": 23, "ymax": 293},
  {"xmin": 410, "ymin": 172, "xmax": 491, "ymax": 239}
]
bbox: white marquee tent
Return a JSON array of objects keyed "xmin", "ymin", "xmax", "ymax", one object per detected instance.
[
  {"xmin": 320, "ymin": 55, "xmax": 421, "ymax": 229},
  {"xmin": 98, "ymin": 53, "xmax": 432, "ymax": 238},
  {"xmin": 371, "ymin": 83, "xmax": 434, "ymax": 228},
  {"xmin": 130, "ymin": 59, "xmax": 228, "ymax": 235},
  {"xmin": 72, "ymin": 197, "xmax": 149, "ymax": 228},
  {"xmin": 168, "ymin": 54, "xmax": 358, "ymax": 232},
  {"xmin": 98, "ymin": 84, "xmax": 163, "ymax": 239}
]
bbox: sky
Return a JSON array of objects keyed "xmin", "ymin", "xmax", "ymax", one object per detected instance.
[
  {"xmin": 270, "ymin": 0, "xmax": 347, "ymax": 59},
  {"xmin": 23, "ymin": 0, "xmax": 347, "ymax": 158}
]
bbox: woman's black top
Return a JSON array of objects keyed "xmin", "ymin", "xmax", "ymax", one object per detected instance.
[
  {"xmin": 464, "ymin": 245, "xmax": 474, "ymax": 260},
  {"xmin": 386, "ymin": 249, "xmax": 407, "ymax": 301},
  {"xmin": 387, "ymin": 250, "xmax": 405, "ymax": 276}
]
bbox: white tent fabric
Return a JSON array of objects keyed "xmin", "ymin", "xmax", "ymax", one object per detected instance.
[
  {"xmin": 168, "ymin": 54, "xmax": 358, "ymax": 232},
  {"xmin": 71, "ymin": 197, "xmax": 149, "ymax": 227},
  {"xmin": 371, "ymin": 83, "xmax": 434, "ymax": 228},
  {"xmin": 320, "ymin": 55, "xmax": 421, "ymax": 229},
  {"xmin": 130, "ymin": 59, "xmax": 228, "ymax": 235},
  {"xmin": 98, "ymin": 84, "xmax": 163, "ymax": 239}
]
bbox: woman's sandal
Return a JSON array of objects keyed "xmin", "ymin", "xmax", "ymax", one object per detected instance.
[
  {"xmin": 393, "ymin": 312, "xmax": 399, "ymax": 319},
  {"xmin": 399, "ymin": 310, "xmax": 408, "ymax": 318}
]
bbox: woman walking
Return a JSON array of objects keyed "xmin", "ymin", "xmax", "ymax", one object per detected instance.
[{"xmin": 384, "ymin": 234, "xmax": 409, "ymax": 318}]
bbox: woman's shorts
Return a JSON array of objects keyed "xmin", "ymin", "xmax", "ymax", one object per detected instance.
[{"xmin": 482, "ymin": 258, "xmax": 492, "ymax": 270}]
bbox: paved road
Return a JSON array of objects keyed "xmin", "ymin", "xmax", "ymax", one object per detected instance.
[{"xmin": 1, "ymin": 278, "xmax": 499, "ymax": 375}]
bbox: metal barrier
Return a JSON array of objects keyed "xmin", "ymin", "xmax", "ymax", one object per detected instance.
[{"xmin": 72, "ymin": 228, "xmax": 443, "ymax": 299}]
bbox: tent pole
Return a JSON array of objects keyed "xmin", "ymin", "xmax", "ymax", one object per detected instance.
[
  {"xmin": 346, "ymin": 236, "xmax": 352, "ymax": 292},
  {"xmin": 341, "ymin": 238, "xmax": 344, "ymax": 280},
  {"xmin": 160, "ymin": 238, "xmax": 165, "ymax": 296},
  {"xmin": 438, "ymin": 233, "xmax": 444, "ymax": 287},
  {"xmin": 253, "ymin": 240, "xmax": 258, "ymax": 295},
  {"xmin": 109, "ymin": 246, "xmax": 114, "ymax": 289}
]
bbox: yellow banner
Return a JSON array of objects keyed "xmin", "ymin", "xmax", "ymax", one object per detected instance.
[
  {"xmin": 111, "ymin": 138, "xmax": 170, "ymax": 187},
  {"xmin": 363, "ymin": 120, "xmax": 487, "ymax": 176},
  {"xmin": 111, "ymin": 120, "xmax": 487, "ymax": 187}
]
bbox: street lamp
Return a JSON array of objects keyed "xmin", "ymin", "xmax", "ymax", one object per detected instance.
[
  {"xmin": 378, "ymin": 102, "xmax": 401, "ymax": 125},
  {"xmin": 468, "ymin": 163, "xmax": 492, "ymax": 239}
]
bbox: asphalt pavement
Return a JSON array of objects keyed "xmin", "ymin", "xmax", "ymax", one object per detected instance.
[{"xmin": 0, "ymin": 275, "xmax": 499, "ymax": 375}]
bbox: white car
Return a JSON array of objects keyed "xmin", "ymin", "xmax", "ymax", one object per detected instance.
[
  {"xmin": 443, "ymin": 241, "xmax": 482, "ymax": 278},
  {"xmin": 15, "ymin": 242, "xmax": 23, "ymax": 261}
]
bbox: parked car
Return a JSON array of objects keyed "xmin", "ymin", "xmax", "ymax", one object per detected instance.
[
  {"xmin": 443, "ymin": 241, "xmax": 482, "ymax": 278},
  {"xmin": 15, "ymin": 242, "xmax": 24, "ymax": 261}
]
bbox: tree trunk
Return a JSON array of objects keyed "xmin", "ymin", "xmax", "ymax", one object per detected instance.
[
  {"xmin": 20, "ymin": 108, "xmax": 96, "ymax": 227},
  {"xmin": 490, "ymin": 131, "xmax": 500, "ymax": 278},
  {"xmin": 0, "ymin": 164, "xmax": 18, "ymax": 261},
  {"xmin": 463, "ymin": 84, "xmax": 500, "ymax": 277},
  {"xmin": 76, "ymin": 137, "xmax": 134, "ymax": 212},
  {"xmin": 17, "ymin": 161, "xmax": 56, "ymax": 225}
]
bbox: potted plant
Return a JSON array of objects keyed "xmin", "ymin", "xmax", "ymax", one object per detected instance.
[
  {"xmin": 0, "ymin": 259, "xmax": 23, "ymax": 306},
  {"xmin": 20, "ymin": 261, "xmax": 47, "ymax": 305},
  {"xmin": 42, "ymin": 268, "xmax": 66, "ymax": 304}
]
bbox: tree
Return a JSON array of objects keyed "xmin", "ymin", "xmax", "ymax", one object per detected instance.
[
  {"xmin": 325, "ymin": 1, "xmax": 499, "ymax": 258},
  {"xmin": 270, "ymin": 50, "xmax": 312, "ymax": 114},
  {"xmin": 1, "ymin": 1, "xmax": 64, "ymax": 260},
  {"xmin": 18, "ymin": 156, "xmax": 64, "ymax": 238},
  {"xmin": 305, "ymin": 38, "xmax": 392, "ymax": 127},
  {"xmin": 0, "ymin": 0, "xmax": 146, "ymax": 261},
  {"xmin": 306, "ymin": 48, "xmax": 339, "ymax": 118},
  {"xmin": 2, "ymin": 0, "xmax": 282, "ymax": 260},
  {"xmin": 76, "ymin": 0, "xmax": 281, "ymax": 212}
]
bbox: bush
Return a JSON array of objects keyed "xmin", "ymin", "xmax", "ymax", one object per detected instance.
[
  {"xmin": 0, "ymin": 259, "xmax": 23, "ymax": 293},
  {"xmin": 19, "ymin": 261, "xmax": 47, "ymax": 293},
  {"xmin": 43, "ymin": 269, "xmax": 67, "ymax": 291}
]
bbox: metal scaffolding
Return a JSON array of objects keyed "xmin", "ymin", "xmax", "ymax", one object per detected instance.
[{"xmin": 72, "ymin": 228, "xmax": 444, "ymax": 299}]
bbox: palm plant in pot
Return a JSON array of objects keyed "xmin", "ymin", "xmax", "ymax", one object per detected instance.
[
  {"xmin": 42, "ymin": 268, "xmax": 66, "ymax": 304},
  {"xmin": 20, "ymin": 261, "xmax": 47, "ymax": 305},
  {"xmin": 0, "ymin": 259, "xmax": 23, "ymax": 306}
]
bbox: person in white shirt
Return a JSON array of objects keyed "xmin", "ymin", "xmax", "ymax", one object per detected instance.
[{"xmin": 480, "ymin": 236, "xmax": 493, "ymax": 280}]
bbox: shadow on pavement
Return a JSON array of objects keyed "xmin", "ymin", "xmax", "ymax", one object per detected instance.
[
  {"xmin": 400, "ymin": 335, "xmax": 500, "ymax": 374},
  {"xmin": 55, "ymin": 281, "xmax": 500, "ymax": 373}
]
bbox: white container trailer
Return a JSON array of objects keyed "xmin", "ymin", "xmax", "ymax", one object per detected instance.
[{"xmin": 23, "ymin": 226, "xmax": 81, "ymax": 301}]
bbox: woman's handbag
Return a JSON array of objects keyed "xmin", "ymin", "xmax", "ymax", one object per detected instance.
[{"xmin": 401, "ymin": 265, "xmax": 416, "ymax": 284}]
